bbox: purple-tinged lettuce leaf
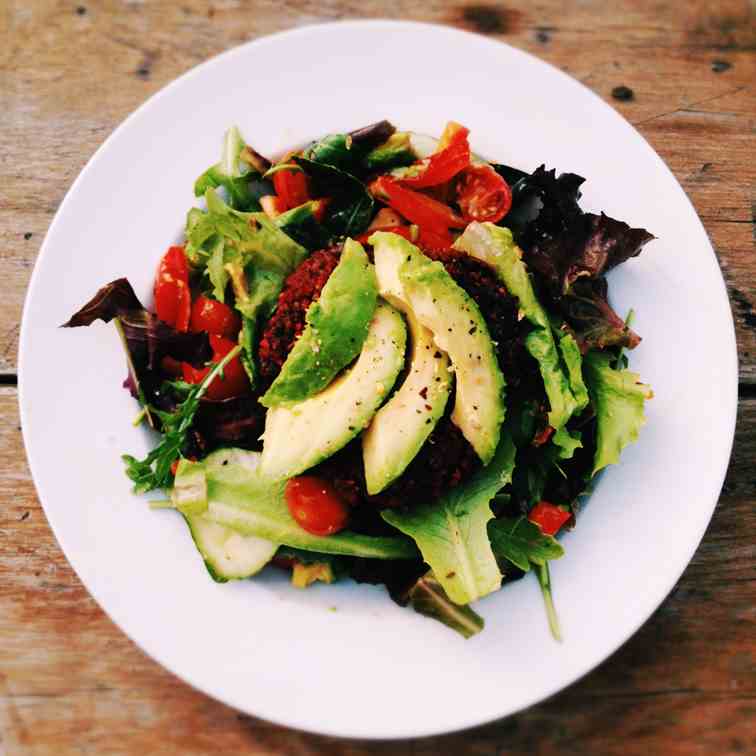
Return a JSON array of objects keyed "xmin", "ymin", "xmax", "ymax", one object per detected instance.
[
  {"xmin": 62, "ymin": 278, "xmax": 211, "ymax": 371},
  {"xmin": 526, "ymin": 212, "xmax": 655, "ymax": 296},
  {"xmin": 560, "ymin": 277, "xmax": 641, "ymax": 351}
]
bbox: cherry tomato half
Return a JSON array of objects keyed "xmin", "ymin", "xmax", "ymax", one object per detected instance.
[
  {"xmin": 398, "ymin": 122, "xmax": 470, "ymax": 189},
  {"xmin": 285, "ymin": 476, "xmax": 349, "ymax": 536},
  {"xmin": 154, "ymin": 246, "xmax": 191, "ymax": 332},
  {"xmin": 273, "ymin": 167, "xmax": 310, "ymax": 210},
  {"xmin": 528, "ymin": 501, "xmax": 571, "ymax": 536},
  {"xmin": 190, "ymin": 295, "xmax": 241, "ymax": 339},
  {"xmin": 181, "ymin": 334, "xmax": 249, "ymax": 401},
  {"xmin": 456, "ymin": 165, "xmax": 512, "ymax": 224}
]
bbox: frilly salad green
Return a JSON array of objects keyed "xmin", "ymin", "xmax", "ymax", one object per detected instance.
[{"xmin": 64, "ymin": 120, "xmax": 654, "ymax": 639}]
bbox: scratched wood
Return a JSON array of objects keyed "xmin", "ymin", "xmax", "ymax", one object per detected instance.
[
  {"xmin": 1, "ymin": 0, "xmax": 755, "ymax": 379},
  {"xmin": 1, "ymin": 386, "xmax": 754, "ymax": 755},
  {"xmin": 1, "ymin": 0, "xmax": 755, "ymax": 754}
]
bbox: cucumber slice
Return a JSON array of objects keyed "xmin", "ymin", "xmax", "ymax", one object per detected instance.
[{"xmin": 184, "ymin": 514, "xmax": 277, "ymax": 583}]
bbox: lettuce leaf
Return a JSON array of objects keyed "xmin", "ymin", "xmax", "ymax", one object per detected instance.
[
  {"xmin": 382, "ymin": 436, "xmax": 517, "ymax": 605},
  {"xmin": 583, "ymin": 350, "xmax": 653, "ymax": 474},
  {"xmin": 171, "ymin": 448, "xmax": 417, "ymax": 560},
  {"xmin": 402, "ymin": 572, "xmax": 485, "ymax": 639},
  {"xmin": 453, "ymin": 223, "xmax": 581, "ymax": 454},
  {"xmin": 186, "ymin": 190, "xmax": 308, "ymax": 386},
  {"xmin": 293, "ymin": 157, "xmax": 374, "ymax": 238},
  {"xmin": 488, "ymin": 516, "xmax": 564, "ymax": 572},
  {"xmin": 561, "ymin": 277, "xmax": 642, "ymax": 351}
]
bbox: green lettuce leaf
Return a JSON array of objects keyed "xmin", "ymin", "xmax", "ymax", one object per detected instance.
[
  {"xmin": 583, "ymin": 350, "xmax": 653, "ymax": 474},
  {"xmin": 193, "ymin": 126, "xmax": 261, "ymax": 211},
  {"xmin": 453, "ymin": 223, "xmax": 582, "ymax": 455},
  {"xmin": 186, "ymin": 190, "xmax": 308, "ymax": 385},
  {"xmin": 403, "ymin": 572, "xmax": 485, "ymax": 639},
  {"xmin": 382, "ymin": 436, "xmax": 517, "ymax": 604},
  {"xmin": 488, "ymin": 516, "xmax": 564, "ymax": 572},
  {"xmin": 169, "ymin": 448, "xmax": 417, "ymax": 560}
]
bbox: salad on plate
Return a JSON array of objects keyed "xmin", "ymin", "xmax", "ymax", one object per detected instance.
[{"xmin": 65, "ymin": 120, "xmax": 654, "ymax": 638}]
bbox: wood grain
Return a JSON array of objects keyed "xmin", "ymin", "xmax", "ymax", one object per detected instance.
[
  {"xmin": 2, "ymin": 1, "xmax": 755, "ymax": 753},
  {"xmin": 1, "ymin": 386, "xmax": 754, "ymax": 754},
  {"xmin": 1, "ymin": 0, "xmax": 754, "ymax": 378}
]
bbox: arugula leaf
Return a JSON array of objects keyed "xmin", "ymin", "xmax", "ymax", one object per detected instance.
[
  {"xmin": 403, "ymin": 572, "xmax": 485, "ymax": 639},
  {"xmin": 534, "ymin": 562, "xmax": 562, "ymax": 642},
  {"xmin": 488, "ymin": 516, "xmax": 564, "ymax": 572},
  {"xmin": 583, "ymin": 350, "xmax": 653, "ymax": 474},
  {"xmin": 122, "ymin": 345, "xmax": 242, "ymax": 493},
  {"xmin": 293, "ymin": 157, "xmax": 374, "ymax": 238},
  {"xmin": 382, "ymin": 435, "xmax": 517, "ymax": 605}
]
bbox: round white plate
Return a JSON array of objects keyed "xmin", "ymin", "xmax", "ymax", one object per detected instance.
[{"xmin": 19, "ymin": 21, "xmax": 737, "ymax": 739}]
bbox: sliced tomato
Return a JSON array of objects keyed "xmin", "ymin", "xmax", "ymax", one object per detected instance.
[
  {"xmin": 154, "ymin": 246, "xmax": 191, "ymax": 332},
  {"xmin": 181, "ymin": 335, "xmax": 249, "ymax": 401},
  {"xmin": 417, "ymin": 226, "xmax": 454, "ymax": 253},
  {"xmin": 190, "ymin": 295, "xmax": 241, "ymax": 339},
  {"xmin": 285, "ymin": 476, "xmax": 349, "ymax": 536},
  {"xmin": 370, "ymin": 176, "xmax": 466, "ymax": 234},
  {"xmin": 529, "ymin": 501, "xmax": 571, "ymax": 536},
  {"xmin": 456, "ymin": 165, "xmax": 512, "ymax": 223},
  {"xmin": 398, "ymin": 122, "xmax": 470, "ymax": 188},
  {"xmin": 273, "ymin": 167, "xmax": 310, "ymax": 210}
]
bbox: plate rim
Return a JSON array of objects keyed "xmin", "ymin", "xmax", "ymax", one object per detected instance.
[{"xmin": 17, "ymin": 19, "xmax": 739, "ymax": 740}]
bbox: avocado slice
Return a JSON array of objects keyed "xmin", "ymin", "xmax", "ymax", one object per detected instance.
[
  {"xmin": 260, "ymin": 238, "xmax": 378, "ymax": 408},
  {"xmin": 260, "ymin": 302, "xmax": 407, "ymax": 480},
  {"xmin": 453, "ymin": 222, "xmax": 582, "ymax": 454},
  {"xmin": 370, "ymin": 232, "xmax": 506, "ymax": 465},
  {"xmin": 363, "ymin": 235, "xmax": 453, "ymax": 494}
]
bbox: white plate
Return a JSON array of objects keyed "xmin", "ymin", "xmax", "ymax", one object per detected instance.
[{"xmin": 19, "ymin": 20, "xmax": 737, "ymax": 739}]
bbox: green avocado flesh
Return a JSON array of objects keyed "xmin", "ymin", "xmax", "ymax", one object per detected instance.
[
  {"xmin": 260, "ymin": 302, "xmax": 407, "ymax": 480},
  {"xmin": 453, "ymin": 222, "xmax": 582, "ymax": 442},
  {"xmin": 369, "ymin": 232, "xmax": 506, "ymax": 465},
  {"xmin": 260, "ymin": 238, "xmax": 378, "ymax": 407},
  {"xmin": 363, "ymin": 234, "xmax": 453, "ymax": 494}
]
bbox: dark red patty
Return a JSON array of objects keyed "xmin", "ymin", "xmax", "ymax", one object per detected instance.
[
  {"xmin": 257, "ymin": 246, "xmax": 341, "ymax": 387},
  {"xmin": 258, "ymin": 241, "xmax": 525, "ymax": 510}
]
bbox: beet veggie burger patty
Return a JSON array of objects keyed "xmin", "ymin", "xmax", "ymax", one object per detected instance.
[{"xmin": 257, "ymin": 246, "xmax": 342, "ymax": 387}]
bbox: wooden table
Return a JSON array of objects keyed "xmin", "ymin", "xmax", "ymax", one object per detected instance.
[{"xmin": 2, "ymin": 1, "xmax": 754, "ymax": 753}]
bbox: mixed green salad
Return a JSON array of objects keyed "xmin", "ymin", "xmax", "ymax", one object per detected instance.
[{"xmin": 65, "ymin": 120, "xmax": 654, "ymax": 638}]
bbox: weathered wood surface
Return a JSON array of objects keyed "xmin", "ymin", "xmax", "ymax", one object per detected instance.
[
  {"xmin": 1, "ymin": 0, "xmax": 755, "ymax": 753},
  {"xmin": 2, "ymin": 0, "xmax": 755, "ymax": 379},
  {"xmin": 1, "ymin": 386, "xmax": 754, "ymax": 755}
]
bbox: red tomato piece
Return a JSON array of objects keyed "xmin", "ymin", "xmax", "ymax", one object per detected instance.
[
  {"xmin": 273, "ymin": 167, "xmax": 310, "ymax": 210},
  {"xmin": 190, "ymin": 295, "xmax": 241, "ymax": 339},
  {"xmin": 181, "ymin": 335, "xmax": 249, "ymax": 401},
  {"xmin": 417, "ymin": 226, "xmax": 454, "ymax": 253},
  {"xmin": 285, "ymin": 476, "xmax": 349, "ymax": 536},
  {"xmin": 398, "ymin": 122, "xmax": 470, "ymax": 188},
  {"xmin": 529, "ymin": 501, "xmax": 571, "ymax": 536},
  {"xmin": 154, "ymin": 246, "xmax": 191, "ymax": 332},
  {"xmin": 370, "ymin": 176, "xmax": 466, "ymax": 233},
  {"xmin": 456, "ymin": 165, "xmax": 512, "ymax": 224}
]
